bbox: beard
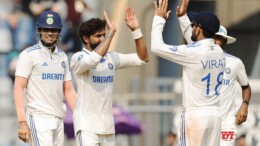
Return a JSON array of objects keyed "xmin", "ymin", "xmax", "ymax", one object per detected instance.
[
  {"xmin": 90, "ymin": 42, "xmax": 100, "ymax": 50},
  {"xmin": 191, "ymin": 32, "xmax": 197, "ymax": 42}
]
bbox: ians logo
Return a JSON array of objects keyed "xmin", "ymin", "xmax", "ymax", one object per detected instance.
[
  {"xmin": 225, "ymin": 67, "xmax": 231, "ymax": 74},
  {"xmin": 108, "ymin": 63, "xmax": 113, "ymax": 70},
  {"xmin": 221, "ymin": 131, "xmax": 234, "ymax": 141},
  {"xmin": 78, "ymin": 55, "xmax": 83, "ymax": 61},
  {"xmin": 61, "ymin": 61, "xmax": 66, "ymax": 68}
]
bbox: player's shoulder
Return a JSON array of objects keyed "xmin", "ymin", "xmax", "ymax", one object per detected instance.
[
  {"xmin": 57, "ymin": 47, "xmax": 65, "ymax": 54},
  {"xmin": 106, "ymin": 51, "xmax": 115, "ymax": 56},
  {"xmin": 225, "ymin": 53, "xmax": 245, "ymax": 65},
  {"xmin": 24, "ymin": 44, "xmax": 41, "ymax": 54},
  {"xmin": 71, "ymin": 49, "xmax": 89, "ymax": 62},
  {"xmin": 186, "ymin": 42, "xmax": 201, "ymax": 48},
  {"xmin": 225, "ymin": 53, "xmax": 241, "ymax": 61}
]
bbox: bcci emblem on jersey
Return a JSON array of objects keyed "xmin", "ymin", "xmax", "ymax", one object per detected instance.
[
  {"xmin": 169, "ymin": 46, "xmax": 178, "ymax": 52},
  {"xmin": 61, "ymin": 61, "xmax": 66, "ymax": 68},
  {"xmin": 225, "ymin": 67, "xmax": 231, "ymax": 74},
  {"xmin": 108, "ymin": 63, "xmax": 113, "ymax": 70}
]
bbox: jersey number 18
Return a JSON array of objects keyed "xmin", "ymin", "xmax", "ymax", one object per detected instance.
[{"xmin": 201, "ymin": 72, "xmax": 223, "ymax": 96}]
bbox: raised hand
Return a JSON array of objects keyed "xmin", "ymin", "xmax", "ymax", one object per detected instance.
[
  {"xmin": 125, "ymin": 7, "xmax": 139, "ymax": 31},
  {"xmin": 154, "ymin": 0, "xmax": 171, "ymax": 19},
  {"xmin": 176, "ymin": 0, "xmax": 189, "ymax": 17},
  {"xmin": 18, "ymin": 121, "xmax": 31, "ymax": 143},
  {"xmin": 103, "ymin": 11, "xmax": 116, "ymax": 35}
]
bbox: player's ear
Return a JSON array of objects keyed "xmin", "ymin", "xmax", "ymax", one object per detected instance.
[{"xmin": 83, "ymin": 35, "xmax": 90, "ymax": 43}]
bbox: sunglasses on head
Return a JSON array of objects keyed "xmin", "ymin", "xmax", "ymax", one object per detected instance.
[{"xmin": 191, "ymin": 21, "xmax": 201, "ymax": 28}]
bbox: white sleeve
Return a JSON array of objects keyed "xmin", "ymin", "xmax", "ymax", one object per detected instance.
[
  {"xmin": 70, "ymin": 51, "xmax": 102, "ymax": 74},
  {"xmin": 237, "ymin": 59, "xmax": 249, "ymax": 86},
  {"xmin": 178, "ymin": 14, "xmax": 193, "ymax": 44},
  {"xmin": 151, "ymin": 16, "xmax": 189, "ymax": 66},
  {"xmin": 15, "ymin": 51, "xmax": 32, "ymax": 78},
  {"xmin": 110, "ymin": 52, "xmax": 145, "ymax": 70}
]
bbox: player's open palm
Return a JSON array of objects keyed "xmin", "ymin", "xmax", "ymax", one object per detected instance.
[
  {"xmin": 18, "ymin": 121, "xmax": 31, "ymax": 143},
  {"xmin": 125, "ymin": 7, "xmax": 139, "ymax": 31},
  {"xmin": 103, "ymin": 11, "xmax": 116, "ymax": 34},
  {"xmin": 154, "ymin": 0, "xmax": 171, "ymax": 19},
  {"xmin": 176, "ymin": 0, "xmax": 189, "ymax": 17}
]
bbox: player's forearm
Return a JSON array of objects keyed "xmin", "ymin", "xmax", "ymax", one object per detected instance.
[
  {"xmin": 65, "ymin": 94, "xmax": 76, "ymax": 111},
  {"xmin": 64, "ymin": 81, "xmax": 76, "ymax": 111},
  {"xmin": 241, "ymin": 84, "xmax": 251, "ymax": 105},
  {"xmin": 151, "ymin": 16, "xmax": 166, "ymax": 53},
  {"xmin": 178, "ymin": 14, "xmax": 193, "ymax": 44},
  {"xmin": 94, "ymin": 30, "xmax": 115, "ymax": 57},
  {"xmin": 134, "ymin": 36, "xmax": 149, "ymax": 62},
  {"xmin": 14, "ymin": 88, "xmax": 26, "ymax": 122}
]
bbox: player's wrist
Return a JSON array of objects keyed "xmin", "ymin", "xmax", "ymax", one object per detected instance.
[
  {"xmin": 18, "ymin": 120, "xmax": 26, "ymax": 123},
  {"xmin": 242, "ymin": 100, "xmax": 249, "ymax": 106},
  {"xmin": 131, "ymin": 28, "xmax": 143, "ymax": 40}
]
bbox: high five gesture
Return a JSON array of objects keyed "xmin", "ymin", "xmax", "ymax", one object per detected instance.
[
  {"xmin": 176, "ymin": 0, "xmax": 189, "ymax": 17},
  {"xmin": 154, "ymin": 0, "xmax": 171, "ymax": 19}
]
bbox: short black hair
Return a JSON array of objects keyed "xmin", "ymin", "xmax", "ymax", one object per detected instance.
[{"xmin": 78, "ymin": 18, "xmax": 106, "ymax": 44}]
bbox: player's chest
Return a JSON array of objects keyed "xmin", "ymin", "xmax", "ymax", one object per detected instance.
[
  {"xmin": 32, "ymin": 54, "xmax": 66, "ymax": 74},
  {"xmin": 91, "ymin": 57, "xmax": 115, "ymax": 75}
]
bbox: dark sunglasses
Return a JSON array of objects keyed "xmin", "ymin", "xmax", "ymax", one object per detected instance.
[{"xmin": 191, "ymin": 21, "xmax": 201, "ymax": 28}]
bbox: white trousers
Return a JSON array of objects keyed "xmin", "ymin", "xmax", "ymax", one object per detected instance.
[
  {"xmin": 179, "ymin": 107, "xmax": 221, "ymax": 146},
  {"xmin": 220, "ymin": 114, "xmax": 237, "ymax": 146},
  {"xmin": 28, "ymin": 115, "xmax": 64, "ymax": 146},
  {"xmin": 76, "ymin": 130, "xmax": 115, "ymax": 146}
]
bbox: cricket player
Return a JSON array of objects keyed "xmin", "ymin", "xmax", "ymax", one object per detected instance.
[
  {"xmin": 151, "ymin": 0, "xmax": 225, "ymax": 146},
  {"xmin": 70, "ymin": 8, "xmax": 149, "ymax": 146},
  {"xmin": 176, "ymin": 0, "xmax": 252, "ymax": 145},
  {"xmin": 13, "ymin": 10, "xmax": 76, "ymax": 146}
]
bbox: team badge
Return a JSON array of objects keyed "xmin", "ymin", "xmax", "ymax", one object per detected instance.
[
  {"xmin": 169, "ymin": 46, "xmax": 177, "ymax": 52},
  {"xmin": 46, "ymin": 14, "xmax": 54, "ymax": 25},
  {"xmin": 225, "ymin": 67, "xmax": 231, "ymax": 74},
  {"xmin": 108, "ymin": 63, "xmax": 113, "ymax": 70},
  {"xmin": 61, "ymin": 61, "xmax": 66, "ymax": 68}
]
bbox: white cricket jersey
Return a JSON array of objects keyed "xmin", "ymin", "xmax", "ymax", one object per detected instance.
[
  {"xmin": 178, "ymin": 14, "xmax": 249, "ymax": 126},
  {"xmin": 70, "ymin": 48, "xmax": 145, "ymax": 134},
  {"xmin": 152, "ymin": 16, "xmax": 225, "ymax": 108},
  {"xmin": 15, "ymin": 41, "xmax": 71, "ymax": 118},
  {"xmin": 220, "ymin": 53, "xmax": 249, "ymax": 128}
]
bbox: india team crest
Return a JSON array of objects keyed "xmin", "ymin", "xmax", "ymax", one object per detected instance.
[
  {"xmin": 169, "ymin": 46, "xmax": 177, "ymax": 52},
  {"xmin": 108, "ymin": 63, "xmax": 113, "ymax": 70},
  {"xmin": 46, "ymin": 14, "xmax": 54, "ymax": 25},
  {"xmin": 61, "ymin": 61, "xmax": 66, "ymax": 68},
  {"xmin": 225, "ymin": 67, "xmax": 231, "ymax": 74}
]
